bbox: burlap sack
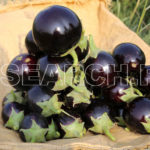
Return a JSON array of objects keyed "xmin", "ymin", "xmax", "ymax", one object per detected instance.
[{"xmin": 0, "ymin": 0, "xmax": 150, "ymax": 149}]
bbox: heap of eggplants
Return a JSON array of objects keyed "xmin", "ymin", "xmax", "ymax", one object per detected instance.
[{"xmin": 3, "ymin": 5, "xmax": 150, "ymax": 143}]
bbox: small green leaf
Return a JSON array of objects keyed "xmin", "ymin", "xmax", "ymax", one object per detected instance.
[
  {"xmin": 120, "ymin": 87, "xmax": 142, "ymax": 103},
  {"xmin": 71, "ymin": 50, "xmax": 79, "ymax": 66},
  {"xmin": 67, "ymin": 90, "xmax": 91, "ymax": 106},
  {"xmin": 20, "ymin": 120, "xmax": 48, "ymax": 143},
  {"xmin": 46, "ymin": 119, "xmax": 60, "ymax": 140},
  {"xmin": 73, "ymin": 67, "xmax": 82, "ymax": 85},
  {"xmin": 52, "ymin": 66, "xmax": 74, "ymax": 91},
  {"xmin": 141, "ymin": 118, "xmax": 150, "ymax": 133},
  {"xmin": 37, "ymin": 94, "xmax": 63, "ymax": 117},
  {"xmin": 78, "ymin": 31, "xmax": 88, "ymax": 53},
  {"xmin": 89, "ymin": 34, "xmax": 100, "ymax": 58},
  {"xmin": 60, "ymin": 31, "xmax": 87, "ymax": 58},
  {"xmin": 66, "ymin": 71, "xmax": 92, "ymax": 106},
  {"xmin": 125, "ymin": 127, "xmax": 131, "ymax": 132},
  {"xmin": 5, "ymin": 108, "xmax": 24, "ymax": 130},
  {"xmin": 61, "ymin": 119, "xmax": 86, "ymax": 138},
  {"xmin": 89, "ymin": 112, "xmax": 116, "ymax": 141},
  {"xmin": 116, "ymin": 117, "xmax": 126, "ymax": 127},
  {"xmin": 4, "ymin": 90, "xmax": 26, "ymax": 105}
]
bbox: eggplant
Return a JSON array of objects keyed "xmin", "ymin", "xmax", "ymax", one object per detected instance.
[
  {"xmin": 82, "ymin": 101, "xmax": 118, "ymax": 141},
  {"xmin": 55, "ymin": 112, "xmax": 86, "ymax": 138},
  {"xmin": 2, "ymin": 102, "xmax": 24, "ymax": 130},
  {"xmin": 27, "ymin": 86, "xmax": 63, "ymax": 117},
  {"xmin": 123, "ymin": 97, "xmax": 150, "ymax": 134},
  {"xmin": 19, "ymin": 113, "xmax": 48, "ymax": 143}
]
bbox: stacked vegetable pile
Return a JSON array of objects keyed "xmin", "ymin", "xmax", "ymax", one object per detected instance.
[{"xmin": 2, "ymin": 5, "xmax": 150, "ymax": 143}]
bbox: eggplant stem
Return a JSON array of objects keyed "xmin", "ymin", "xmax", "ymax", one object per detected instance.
[
  {"xmin": 31, "ymin": 138, "xmax": 35, "ymax": 143},
  {"xmin": 103, "ymin": 127, "xmax": 116, "ymax": 141},
  {"xmin": 66, "ymin": 81, "xmax": 88, "ymax": 98},
  {"xmin": 70, "ymin": 50, "xmax": 78, "ymax": 66},
  {"xmin": 11, "ymin": 90, "xmax": 16, "ymax": 100},
  {"xmin": 134, "ymin": 88, "xmax": 143, "ymax": 96}
]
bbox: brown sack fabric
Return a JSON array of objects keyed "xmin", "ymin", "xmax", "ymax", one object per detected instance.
[{"xmin": 0, "ymin": 0, "xmax": 150, "ymax": 149}]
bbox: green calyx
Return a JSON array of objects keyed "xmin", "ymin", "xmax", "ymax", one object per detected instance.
[
  {"xmin": 4, "ymin": 90, "xmax": 26, "ymax": 105},
  {"xmin": 5, "ymin": 108, "xmax": 24, "ymax": 131},
  {"xmin": 46, "ymin": 119, "xmax": 60, "ymax": 140},
  {"xmin": 125, "ymin": 127, "xmax": 131, "ymax": 132},
  {"xmin": 89, "ymin": 112, "xmax": 116, "ymax": 141},
  {"xmin": 78, "ymin": 31, "xmax": 88, "ymax": 53},
  {"xmin": 60, "ymin": 118, "xmax": 86, "ymax": 138},
  {"xmin": 88, "ymin": 34, "xmax": 100, "ymax": 58},
  {"xmin": 60, "ymin": 31, "xmax": 88, "ymax": 85},
  {"xmin": 52, "ymin": 65, "xmax": 74, "ymax": 91},
  {"xmin": 20, "ymin": 120, "xmax": 48, "ymax": 143},
  {"xmin": 69, "ymin": 31, "xmax": 88, "ymax": 65},
  {"xmin": 120, "ymin": 87, "xmax": 143, "ymax": 104},
  {"xmin": 120, "ymin": 78, "xmax": 143, "ymax": 103},
  {"xmin": 141, "ymin": 117, "xmax": 150, "ymax": 133},
  {"xmin": 60, "ymin": 31, "xmax": 88, "ymax": 59},
  {"xmin": 37, "ymin": 94, "xmax": 63, "ymax": 117},
  {"xmin": 66, "ymin": 71, "xmax": 91, "ymax": 106},
  {"xmin": 115, "ymin": 117, "xmax": 126, "ymax": 127}
]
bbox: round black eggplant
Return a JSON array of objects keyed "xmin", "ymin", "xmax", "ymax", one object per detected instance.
[
  {"xmin": 84, "ymin": 51, "xmax": 118, "ymax": 88},
  {"xmin": 113, "ymin": 43, "xmax": 145, "ymax": 77},
  {"xmin": 2, "ymin": 90, "xmax": 26, "ymax": 106},
  {"xmin": 82, "ymin": 101, "xmax": 117, "ymax": 128},
  {"xmin": 2, "ymin": 102, "xmax": 24, "ymax": 130},
  {"xmin": 123, "ymin": 97, "xmax": 150, "ymax": 134},
  {"xmin": 25, "ymin": 30, "xmax": 45, "ymax": 58},
  {"xmin": 54, "ymin": 112, "xmax": 85, "ymax": 138},
  {"xmin": 82, "ymin": 101, "xmax": 118, "ymax": 141},
  {"xmin": 33, "ymin": 5, "xmax": 82, "ymax": 56},
  {"xmin": 7, "ymin": 53, "xmax": 39, "ymax": 91},
  {"xmin": 27, "ymin": 86, "xmax": 63, "ymax": 117},
  {"xmin": 38, "ymin": 55, "xmax": 73, "ymax": 93},
  {"xmin": 103, "ymin": 79, "xmax": 129, "ymax": 106},
  {"xmin": 20, "ymin": 113, "xmax": 48, "ymax": 143}
]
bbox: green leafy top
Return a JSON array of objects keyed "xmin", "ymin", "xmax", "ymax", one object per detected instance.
[
  {"xmin": 20, "ymin": 120, "xmax": 48, "ymax": 143},
  {"xmin": 88, "ymin": 35, "xmax": 100, "ymax": 58},
  {"xmin": 61, "ymin": 118, "xmax": 86, "ymax": 138},
  {"xmin": 5, "ymin": 108, "xmax": 24, "ymax": 131},
  {"xmin": 89, "ymin": 112, "xmax": 116, "ymax": 141},
  {"xmin": 60, "ymin": 31, "xmax": 88, "ymax": 67},
  {"xmin": 60, "ymin": 31, "xmax": 88, "ymax": 58},
  {"xmin": 37, "ymin": 94, "xmax": 63, "ymax": 117},
  {"xmin": 52, "ymin": 65, "xmax": 74, "ymax": 91},
  {"xmin": 46, "ymin": 119, "xmax": 60, "ymax": 140},
  {"xmin": 66, "ymin": 71, "xmax": 92, "ymax": 106},
  {"xmin": 141, "ymin": 117, "xmax": 150, "ymax": 133},
  {"xmin": 4, "ymin": 90, "xmax": 26, "ymax": 105},
  {"xmin": 115, "ymin": 117, "xmax": 126, "ymax": 127},
  {"xmin": 77, "ymin": 31, "xmax": 88, "ymax": 53},
  {"xmin": 120, "ymin": 79, "xmax": 143, "ymax": 103}
]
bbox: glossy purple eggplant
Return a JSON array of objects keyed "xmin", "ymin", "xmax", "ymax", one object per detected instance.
[
  {"xmin": 2, "ymin": 102, "xmax": 24, "ymax": 130},
  {"xmin": 123, "ymin": 97, "xmax": 150, "ymax": 134},
  {"xmin": 33, "ymin": 5, "xmax": 82, "ymax": 56},
  {"xmin": 7, "ymin": 53, "xmax": 39, "ymax": 91},
  {"xmin": 25, "ymin": 30, "xmax": 45, "ymax": 58},
  {"xmin": 84, "ymin": 51, "xmax": 117, "ymax": 88},
  {"xmin": 113, "ymin": 43, "xmax": 145, "ymax": 77},
  {"xmin": 19, "ymin": 113, "xmax": 48, "ymax": 142}
]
